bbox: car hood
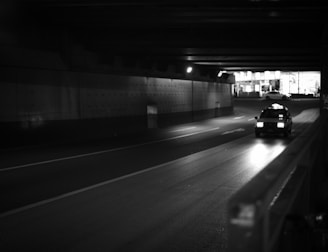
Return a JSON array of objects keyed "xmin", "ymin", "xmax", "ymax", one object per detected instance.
[{"xmin": 257, "ymin": 118, "xmax": 285, "ymax": 123}]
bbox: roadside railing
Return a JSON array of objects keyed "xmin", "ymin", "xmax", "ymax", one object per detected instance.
[{"xmin": 228, "ymin": 110, "xmax": 328, "ymax": 252}]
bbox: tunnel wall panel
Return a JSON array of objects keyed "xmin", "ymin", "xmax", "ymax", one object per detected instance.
[
  {"xmin": 15, "ymin": 68, "xmax": 80, "ymax": 123},
  {"xmin": 0, "ymin": 68, "xmax": 17, "ymax": 122},
  {"xmin": 78, "ymin": 73, "xmax": 147, "ymax": 118},
  {"xmin": 0, "ymin": 66, "xmax": 233, "ymax": 143},
  {"xmin": 148, "ymin": 78, "xmax": 191, "ymax": 113}
]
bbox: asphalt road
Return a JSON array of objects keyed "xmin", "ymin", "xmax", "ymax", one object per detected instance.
[{"xmin": 0, "ymin": 99, "xmax": 320, "ymax": 251}]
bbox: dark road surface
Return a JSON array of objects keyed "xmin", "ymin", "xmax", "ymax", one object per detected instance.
[{"xmin": 0, "ymin": 99, "xmax": 320, "ymax": 251}]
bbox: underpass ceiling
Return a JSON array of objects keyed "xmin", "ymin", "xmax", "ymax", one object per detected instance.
[{"xmin": 12, "ymin": 0, "xmax": 328, "ymax": 73}]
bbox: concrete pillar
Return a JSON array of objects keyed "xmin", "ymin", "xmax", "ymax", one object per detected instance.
[{"xmin": 321, "ymin": 26, "xmax": 328, "ymax": 110}]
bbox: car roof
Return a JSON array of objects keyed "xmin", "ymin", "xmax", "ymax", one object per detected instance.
[
  {"xmin": 268, "ymin": 91, "xmax": 279, "ymax": 93},
  {"xmin": 265, "ymin": 103, "xmax": 288, "ymax": 110}
]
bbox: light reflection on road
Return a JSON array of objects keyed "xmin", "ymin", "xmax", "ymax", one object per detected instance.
[{"xmin": 246, "ymin": 138, "xmax": 287, "ymax": 172}]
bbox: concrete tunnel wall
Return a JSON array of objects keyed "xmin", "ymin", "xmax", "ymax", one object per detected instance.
[{"xmin": 0, "ymin": 48, "xmax": 233, "ymax": 145}]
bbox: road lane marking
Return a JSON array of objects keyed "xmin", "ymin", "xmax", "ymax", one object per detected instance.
[
  {"xmin": 0, "ymin": 127, "xmax": 220, "ymax": 172},
  {"xmin": 248, "ymin": 118, "xmax": 255, "ymax": 121},
  {"xmin": 221, "ymin": 128, "xmax": 245, "ymax": 135},
  {"xmin": 0, "ymin": 157, "xmax": 184, "ymax": 218},
  {"xmin": 0, "ymin": 132, "xmax": 256, "ymax": 218},
  {"xmin": 234, "ymin": 116, "xmax": 245, "ymax": 120},
  {"xmin": 170, "ymin": 126, "xmax": 197, "ymax": 132},
  {"xmin": 0, "ymin": 132, "xmax": 253, "ymax": 218}
]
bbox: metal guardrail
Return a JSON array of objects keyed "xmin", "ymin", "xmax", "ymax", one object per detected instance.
[{"xmin": 228, "ymin": 110, "xmax": 328, "ymax": 252}]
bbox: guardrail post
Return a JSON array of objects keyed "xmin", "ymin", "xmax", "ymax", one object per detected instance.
[{"xmin": 228, "ymin": 202, "xmax": 262, "ymax": 252}]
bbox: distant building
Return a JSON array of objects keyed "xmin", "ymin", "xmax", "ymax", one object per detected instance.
[{"xmin": 233, "ymin": 71, "xmax": 320, "ymax": 98}]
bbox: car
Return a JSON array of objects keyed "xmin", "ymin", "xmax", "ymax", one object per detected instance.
[
  {"xmin": 262, "ymin": 91, "xmax": 290, "ymax": 100},
  {"xmin": 254, "ymin": 103, "xmax": 292, "ymax": 137}
]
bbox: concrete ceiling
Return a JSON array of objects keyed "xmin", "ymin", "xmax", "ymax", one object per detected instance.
[{"xmin": 7, "ymin": 0, "xmax": 328, "ymax": 74}]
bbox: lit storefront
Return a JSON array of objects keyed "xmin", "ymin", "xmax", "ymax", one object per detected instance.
[{"xmin": 233, "ymin": 71, "xmax": 320, "ymax": 98}]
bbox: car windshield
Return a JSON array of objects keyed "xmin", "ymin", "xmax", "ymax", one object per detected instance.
[{"xmin": 260, "ymin": 109, "xmax": 286, "ymax": 118}]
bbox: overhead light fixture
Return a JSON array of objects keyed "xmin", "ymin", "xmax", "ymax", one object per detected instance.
[
  {"xmin": 218, "ymin": 70, "xmax": 226, "ymax": 77},
  {"xmin": 186, "ymin": 66, "xmax": 193, "ymax": 73}
]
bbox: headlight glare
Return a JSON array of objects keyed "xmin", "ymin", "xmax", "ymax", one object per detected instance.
[
  {"xmin": 277, "ymin": 122, "xmax": 285, "ymax": 128},
  {"xmin": 256, "ymin": 122, "xmax": 264, "ymax": 128}
]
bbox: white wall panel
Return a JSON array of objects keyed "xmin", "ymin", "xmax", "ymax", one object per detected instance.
[
  {"xmin": 0, "ymin": 81, "xmax": 17, "ymax": 122},
  {"xmin": 16, "ymin": 69, "xmax": 79, "ymax": 121},
  {"xmin": 0, "ymin": 67, "xmax": 232, "ymax": 123}
]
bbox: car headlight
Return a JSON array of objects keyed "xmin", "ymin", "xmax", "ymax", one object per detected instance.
[
  {"xmin": 277, "ymin": 122, "xmax": 285, "ymax": 128},
  {"xmin": 256, "ymin": 122, "xmax": 264, "ymax": 128}
]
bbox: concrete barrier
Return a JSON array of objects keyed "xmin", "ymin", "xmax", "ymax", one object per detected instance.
[{"xmin": 228, "ymin": 110, "xmax": 328, "ymax": 252}]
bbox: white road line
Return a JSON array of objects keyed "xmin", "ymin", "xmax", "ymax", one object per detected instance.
[
  {"xmin": 0, "ymin": 127, "xmax": 220, "ymax": 172},
  {"xmin": 0, "ymin": 157, "xmax": 182, "ymax": 218},
  {"xmin": 221, "ymin": 128, "xmax": 245, "ymax": 135},
  {"xmin": 248, "ymin": 118, "xmax": 255, "ymax": 121},
  {"xmin": 0, "ymin": 129, "xmax": 252, "ymax": 218},
  {"xmin": 234, "ymin": 116, "xmax": 245, "ymax": 120},
  {"xmin": 170, "ymin": 126, "xmax": 196, "ymax": 132}
]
